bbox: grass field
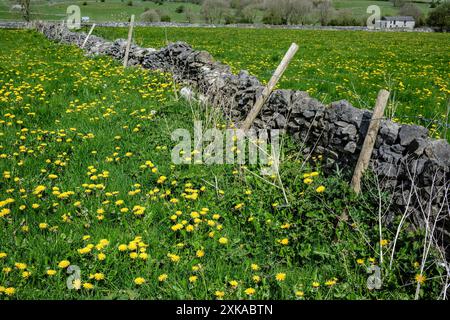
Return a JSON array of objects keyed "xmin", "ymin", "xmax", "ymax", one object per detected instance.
[
  {"xmin": 0, "ymin": 28, "xmax": 446, "ymax": 300},
  {"xmin": 0, "ymin": 0, "xmax": 202, "ymax": 22},
  {"xmin": 92, "ymin": 26, "xmax": 450, "ymax": 139},
  {"xmin": 0, "ymin": 0, "xmax": 435, "ymax": 22},
  {"xmin": 334, "ymin": 0, "xmax": 432, "ymax": 17}
]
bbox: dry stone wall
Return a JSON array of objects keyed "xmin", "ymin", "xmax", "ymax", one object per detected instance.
[{"xmin": 36, "ymin": 23, "xmax": 450, "ymax": 252}]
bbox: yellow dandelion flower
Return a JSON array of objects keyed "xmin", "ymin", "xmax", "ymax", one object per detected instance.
[
  {"xmin": 4, "ymin": 287, "xmax": 15, "ymax": 296},
  {"xmin": 15, "ymin": 262, "xmax": 27, "ymax": 270},
  {"xmin": 276, "ymin": 273, "xmax": 286, "ymax": 281},
  {"xmin": 97, "ymin": 253, "xmax": 106, "ymax": 261},
  {"xmin": 251, "ymin": 263, "xmax": 259, "ymax": 271},
  {"xmin": 134, "ymin": 277, "xmax": 146, "ymax": 285},
  {"xmin": 295, "ymin": 290, "xmax": 304, "ymax": 297},
  {"xmin": 46, "ymin": 269, "xmax": 57, "ymax": 276},
  {"xmin": 83, "ymin": 282, "xmax": 94, "ymax": 289},
  {"xmin": 229, "ymin": 280, "xmax": 238, "ymax": 288},
  {"xmin": 158, "ymin": 274, "xmax": 168, "ymax": 282},
  {"xmin": 58, "ymin": 260, "xmax": 70, "ymax": 269},
  {"xmin": 316, "ymin": 185, "xmax": 326, "ymax": 193},
  {"xmin": 94, "ymin": 273, "xmax": 105, "ymax": 281},
  {"xmin": 196, "ymin": 250, "xmax": 205, "ymax": 258},
  {"xmin": 325, "ymin": 279, "xmax": 337, "ymax": 286},
  {"xmin": 415, "ymin": 274, "xmax": 426, "ymax": 284},
  {"xmin": 39, "ymin": 222, "xmax": 48, "ymax": 229},
  {"xmin": 244, "ymin": 287, "xmax": 255, "ymax": 295}
]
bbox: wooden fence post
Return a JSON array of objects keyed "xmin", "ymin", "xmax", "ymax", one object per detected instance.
[
  {"xmin": 240, "ymin": 43, "xmax": 299, "ymax": 132},
  {"xmin": 81, "ymin": 23, "xmax": 96, "ymax": 49},
  {"xmin": 351, "ymin": 89, "xmax": 390, "ymax": 194},
  {"xmin": 123, "ymin": 14, "xmax": 135, "ymax": 67}
]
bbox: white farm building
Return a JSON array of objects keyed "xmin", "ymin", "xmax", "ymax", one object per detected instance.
[{"xmin": 375, "ymin": 16, "xmax": 416, "ymax": 30}]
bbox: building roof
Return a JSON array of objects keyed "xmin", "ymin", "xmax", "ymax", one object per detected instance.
[{"xmin": 382, "ymin": 16, "xmax": 415, "ymax": 21}]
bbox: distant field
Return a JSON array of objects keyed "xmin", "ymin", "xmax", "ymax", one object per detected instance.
[
  {"xmin": 0, "ymin": 0, "xmax": 201, "ymax": 22},
  {"xmin": 93, "ymin": 26, "xmax": 450, "ymax": 138},
  {"xmin": 0, "ymin": 0, "xmax": 436, "ymax": 23},
  {"xmin": 334, "ymin": 0, "xmax": 432, "ymax": 16}
]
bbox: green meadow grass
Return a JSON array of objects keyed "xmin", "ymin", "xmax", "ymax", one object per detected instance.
[
  {"xmin": 93, "ymin": 26, "xmax": 450, "ymax": 139},
  {"xmin": 0, "ymin": 29, "xmax": 445, "ymax": 300},
  {"xmin": 0, "ymin": 0, "xmax": 202, "ymax": 22},
  {"xmin": 334, "ymin": 0, "xmax": 432, "ymax": 16}
]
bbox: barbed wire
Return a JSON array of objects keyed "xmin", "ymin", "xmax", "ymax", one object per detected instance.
[{"xmin": 364, "ymin": 115, "xmax": 450, "ymax": 127}]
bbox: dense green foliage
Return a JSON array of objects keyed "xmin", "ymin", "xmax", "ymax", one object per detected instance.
[{"xmin": 427, "ymin": 2, "xmax": 450, "ymax": 31}]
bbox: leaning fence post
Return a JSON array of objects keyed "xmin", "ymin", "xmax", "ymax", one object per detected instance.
[
  {"xmin": 240, "ymin": 43, "xmax": 299, "ymax": 132},
  {"xmin": 81, "ymin": 23, "xmax": 96, "ymax": 49},
  {"xmin": 123, "ymin": 14, "xmax": 135, "ymax": 67},
  {"xmin": 351, "ymin": 89, "xmax": 390, "ymax": 194}
]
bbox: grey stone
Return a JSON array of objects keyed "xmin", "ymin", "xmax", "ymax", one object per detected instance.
[
  {"xmin": 329, "ymin": 100, "xmax": 367, "ymax": 128},
  {"xmin": 409, "ymin": 158, "xmax": 427, "ymax": 175},
  {"xmin": 379, "ymin": 120, "xmax": 400, "ymax": 144},
  {"xmin": 302, "ymin": 110, "xmax": 315, "ymax": 119},
  {"xmin": 398, "ymin": 124, "xmax": 428, "ymax": 147},
  {"xmin": 378, "ymin": 143, "xmax": 402, "ymax": 164},
  {"xmin": 407, "ymin": 137, "xmax": 428, "ymax": 156},
  {"xmin": 390, "ymin": 144, "xmax": 405, "ymax": 154},
  {"xmin": 374, "ymin": 161, "xmax": 399, "ymax": 178},
  {"xmin": 340, "ymin": 124, "xmax": 357, "ymax": 137},
  {"xmin": 344, "ymin": 141, "xmax": 357, "ymax": 153},
  {"xmin": 424, "ymin": 139, "xmax": 450, "ymax": 167}
]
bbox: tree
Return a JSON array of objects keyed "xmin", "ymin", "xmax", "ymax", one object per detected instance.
[
  {"xmin": 175, "ymin": 5, "xmax": 185, "ymax": 14},
  {"xmin": 429, "ymin": 1, "xmax": 442, "ymax": 9},
  {"xmin": 20, "ymin": 0, "xmax": 31, "ymax": 22},
  {"xmin": 328, "ymin": 9, "xmax": 362, "ymax": 26},
  {"xmin": 201, "ymin": 0, "xmax": 229, "ymax": 24},
  {"xmin": 290, "ymin": 0, "xmax": 313, "ymax": 25},
  {"xmin": 262, "ymin": 0, "xmax": 314, "ymax": 25},
  {"xmin": 399, "ymin": 2, "xmax": 423, "ymax": 21},
  {"xmin": 234, "ymin": 5, "xmax": 258, "ymax": 23},
  {"xmin": 390, "ymin": 0, "xmax": 406, "ymax": 8},
  {"xmin": 160, "ymin": 12, "xmax": 171, "ymax": 22},
  {"xmin": 315, "ymin": 0, "xmax": 333, "ymax": 26},
  {"xmin": 262, "ymin": 1, "xmax": 286, "ymax": 25},
  {"xmin": 185, "ymin": 7, "xmax": 194, "ymax": 23},
  {"xmin": 230, "ymin": 0, "xmax": 243, "ymax": 9},
  {"xmin": 427, "ymin": 1, "xmax": 450, "ymax": 31},
  {"xmin": 140, "ymin": 9, "xmax": 160, "ymax": 22}
]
